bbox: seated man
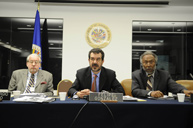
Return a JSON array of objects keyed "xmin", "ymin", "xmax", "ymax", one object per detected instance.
[
  {"xmin": 8, "ymin": 54, "xmax": 53, "ymax": 96},
  {"xmin": 68, "ymin": 48, "xmax": 125, "ymax": 98},
  {"xmin": 132, "ymin": 51, "xmax": 193, "ymax": 98}
]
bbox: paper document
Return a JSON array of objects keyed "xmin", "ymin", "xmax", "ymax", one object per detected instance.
[
  {"xmin": 147, "ymin": 95, "xmax": 175, "ymax": 100},
  {"xmin": 13, "ymin": 93, "xmax": 55, "ymax": 103},
  {"xmin": 13, "ymin": 96, "xmax": 55, "ymax": 103},
  {"xmin": 19, "ymin": 93, "xmax": 46, "ymax": 98},
  {"xmin": 123, "ymin": 96, "xmax": 146, "ymax": 102}
]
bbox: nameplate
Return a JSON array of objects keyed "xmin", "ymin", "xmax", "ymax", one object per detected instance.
[
  {"xmin": 89, "ymin": 92, "xmax": 123, "ymax": 102},
  {"xmin": 0, "ymin": 92, "xmax": 11, "ymax": 100}
]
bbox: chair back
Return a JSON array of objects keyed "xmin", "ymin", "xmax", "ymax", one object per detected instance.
[
  {"xmin": 57, "ymin": 79, "xmax": 72, "ymax": 96},
  {"xmin": 121, "ymin": 79, "xmax": 132, "ymax": 96},
  {"xmin": 176, "ymin": 80, "xmax": 193, "ymax": 90}
]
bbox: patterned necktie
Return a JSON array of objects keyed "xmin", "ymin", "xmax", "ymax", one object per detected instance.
[
  {"xmin": 25, "ymin": 74, "xmax": 34, "ymax": 93},
  {"xmin": 146, "ymin": 74, "xmax": 153, "ymax": 91},
  {"xmin": 91, "ymin": 74, "xmax": 97, "ymax": 92}
]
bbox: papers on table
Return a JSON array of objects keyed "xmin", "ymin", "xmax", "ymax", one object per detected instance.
[
  {"xmin": 13, "ymin": 93, "xmax": 55, "ymax": 103},
  {"xmin": 147, "ymin": 95, "xmax": 175, "ymax": 100},
  {"xmin": 19, "ymin": 93, "xmax": 47, "ymax": 98},
  {"xmin": 123, "ymin": 96, "xmax": 146, "ymax": 102}
]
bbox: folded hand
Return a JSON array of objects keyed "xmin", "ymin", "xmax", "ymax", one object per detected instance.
[
  {"xmin": 77, "ymin": 89, "xmax": 90, "ymax": 98},
  {"xmin": 151, "ymin": 90, "xmax": 164, "ymax": 98}
]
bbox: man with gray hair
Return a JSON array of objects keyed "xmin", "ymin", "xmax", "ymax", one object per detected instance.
[
  {"xmin": 132, "ymin": 51, "xmax": 193, "ymax": 98},
  {"xmin": 8, "ymin": 54, "xmax": 53, "ymax": 96}
]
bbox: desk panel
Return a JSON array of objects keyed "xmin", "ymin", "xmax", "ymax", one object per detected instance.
[{"xmin": 0, "ymin": 98, "xmax": 193, "ymax": 128}]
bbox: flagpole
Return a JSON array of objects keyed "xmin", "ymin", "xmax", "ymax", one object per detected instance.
[
  {"xmin": 38, "ymin": 0, "xmax": 40, "ymax": 12},
  {"xmin": 32, "ymin": 1, "xmax": 42, "ymax": 69}
]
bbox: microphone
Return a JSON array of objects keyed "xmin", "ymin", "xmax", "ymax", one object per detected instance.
[{"xmin": 190, "ymin": 73, "xmax": 193, "ymax": 79}]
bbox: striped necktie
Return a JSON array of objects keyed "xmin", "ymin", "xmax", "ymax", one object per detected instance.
[
  {"xmin": 146, "ymin": 74, "xmax": 153, "ymax": 91},
  {"xmin": 91, "ymin": 74, "xmax": 97, "ymax": 92},
  {"xmin": 25, "ymin": 74, "xmax": 34, "ymax": 93}
]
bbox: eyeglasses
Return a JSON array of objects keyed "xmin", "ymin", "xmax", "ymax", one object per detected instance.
[{"xmin": 28, "ymin": 61, "xmax": 40, "ymax": 65}]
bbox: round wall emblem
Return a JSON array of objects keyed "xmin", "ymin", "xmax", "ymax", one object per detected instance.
[{"xmin": 85, "ymin": 23, "xmax": 111, "ymax": 48}]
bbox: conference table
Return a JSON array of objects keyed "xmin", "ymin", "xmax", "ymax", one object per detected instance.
[{"xmin": 0, "ymin": 97, "xmax": 193, "ymax": 128}]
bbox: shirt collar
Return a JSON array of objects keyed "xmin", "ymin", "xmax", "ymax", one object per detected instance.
[
  {"xmin": 28, "ymin": 71, "xmax": 38, "ymax": 77},
  {"xmin": 145, "ymin": 71, "xmax": 155, "ymax": 78},
  {"xmin": 91, "ymin": 70, "xmax": 101, "ymax": 78}
]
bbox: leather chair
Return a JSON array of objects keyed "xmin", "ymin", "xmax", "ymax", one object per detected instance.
[
  {"xmin": 176, "ymin": 80, "xmax": 193, "ymax": 90},
  {"xmin": 121, "ymin": 79, "xmax": 132, "ymax": 96},
  {"xmin": 57, "ymin": 79, "xmax": 72, "ymax": 96}
]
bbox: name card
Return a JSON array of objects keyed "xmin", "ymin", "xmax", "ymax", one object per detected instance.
[
  {"xmin": 0, "ymin": 92, "xmax": 11, "ymax": 100},
  {"xmin": 89, "ymin": 92, "xmax": 123, "ymax": 102}
]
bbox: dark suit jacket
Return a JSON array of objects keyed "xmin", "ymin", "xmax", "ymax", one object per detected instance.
[
  {"xmin": 68, "ymin": 66, "xmax": 125, "ymax": 97},
  {"xmin": 132, "ymin": 68, "xmax": 186, "ymax": 98},
  {"xmin": 8, "ymin": 69, "xmax": 54, "ymax": 96}
]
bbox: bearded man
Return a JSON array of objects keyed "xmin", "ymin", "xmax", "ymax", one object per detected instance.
[{"xmin": 68, "ymin": 48, "xmax": 125, "ymax": 98}]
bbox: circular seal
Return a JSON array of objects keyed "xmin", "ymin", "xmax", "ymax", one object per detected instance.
[{"xmin": 85, "ymin": 23, "xmax": 111, "ymax": 48}]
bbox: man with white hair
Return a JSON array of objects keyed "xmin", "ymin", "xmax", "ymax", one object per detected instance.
[{"xmin": 8, "ymin": 54, "xmax": 53, "ymax": 96}]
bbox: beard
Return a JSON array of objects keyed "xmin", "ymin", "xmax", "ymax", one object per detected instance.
[
  {"xmin": 143, "ymin": 65, "xmax": 156, "ymax": 74},
  {"xmin": 91, "ymin": 63, "xmax": 101, "ymax": 72}
]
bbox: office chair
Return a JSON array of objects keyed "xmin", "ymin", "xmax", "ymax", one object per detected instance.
[
  {"xmin": 176, "ymin": 80, "xmax": 193, "ymax": 90},
  {"xmin": 121, "ymin": 79, "xmax": 132, "ymax": 96},
  {"xmin": 57, "ymin": 79, "xmax": 73, "ymax": 96}
]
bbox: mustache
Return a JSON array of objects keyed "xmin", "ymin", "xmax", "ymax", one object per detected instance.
[
  {"xmin": 92, "ymin": 64, "xmax": 98, "ymax": 67},
  {"xmin": 146, "ymin": 67, "xmax": 153, "ymax": 69},
  {"xmin": 30, "ymin": 68, "xmax": 38, "ymax": 71},
  {"xmin": 143, "ymin": 66, "xmax": 156, "ymax": 73}
]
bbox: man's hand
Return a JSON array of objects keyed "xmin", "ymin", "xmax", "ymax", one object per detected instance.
[
  {"xmin": 150, "ymin": 90, "xmax": 164, "ymax": 98},
  {"xmin": 77, "ymin": 89, "xmax": 90, "ymax": 98},
  {"xmin": 183, "ymin": 90, "xmax": 193, "ymax": 97}
]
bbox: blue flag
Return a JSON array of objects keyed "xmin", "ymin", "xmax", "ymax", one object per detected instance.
[{"xmin": 32, "ymin": 10, "xmax": 42, "ymax": 65}]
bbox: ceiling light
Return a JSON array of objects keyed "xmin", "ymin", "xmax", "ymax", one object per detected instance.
[
  {"xmin": 156, "ymin": 40, "xmax": 164, "ymax": 43},
  {"xmin": 0, "ymin": 41, "xmax": 21, "ymax": 53},
  {"xmin": 27, "ymin": 25, "xmax": 32, "ymax": 27},
  {"xmin": 49, "ymin": 47, "xmax": 62, "ymax": 50},
  {"xmin": 133, "ymin": 42, "xmax": 164, "ymax": 46},
  {"xmin": 132, "ymin": 49, "xmax": 157, "ymax": 52},
  {"xmin": 177, "ymin": 29, "xmax": 181, "ymax": 31}
]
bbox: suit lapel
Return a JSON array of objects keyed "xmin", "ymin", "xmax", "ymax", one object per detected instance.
[
  {"xmin": 140, "ymin": 69, "xmax": 148, "ymax": 89},
  {"xmin": 153, "ymin": 70, "xmax": 160, "ymax": 90},
  {"xmin": 35, "ymin": 70, "xmax": 43, "ymax": 88},
  {"xmin": 85, "ymin": 68, "xmax": 92, "ymax": 89},
  {"xmin": 22, "ymin": 70, "xmax": 28, "ymax": 89},
  {"xmin": 99, "ymin": 67, "xmax": 106, "ymax": 91}
]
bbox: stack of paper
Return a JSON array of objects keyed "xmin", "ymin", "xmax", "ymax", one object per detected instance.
[
  {"xmin": 13, "ymin": 93, "xmax": 55, "ymax": 103},
  {"xmin": 19, "ymin": 93, "xmax": 46, "ymax": 98}
]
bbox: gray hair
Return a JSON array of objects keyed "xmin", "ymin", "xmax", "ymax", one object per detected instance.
[
  {"xmin": 26, "ymin": 54, "xmax": 41, "ymax": 63},
  {"xmin": 140, "ymin": 51, "xmax": 158, "ymax": 64}
]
